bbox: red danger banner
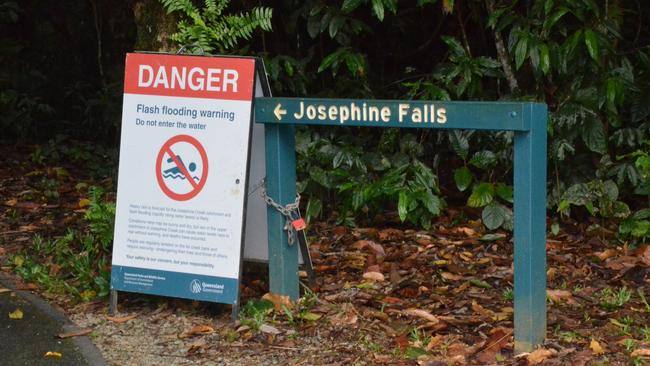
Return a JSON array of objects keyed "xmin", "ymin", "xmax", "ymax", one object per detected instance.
[{"xmin": 123, "ymin": 53, "xmax": 255, "ymax": 101}]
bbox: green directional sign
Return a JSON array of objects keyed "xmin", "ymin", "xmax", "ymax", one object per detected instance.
[{"xmin": 255, "ymin": 97, "xmax": 531, "ymax": 131}]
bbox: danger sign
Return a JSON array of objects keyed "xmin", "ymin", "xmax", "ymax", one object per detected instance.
[
  {"xmin": 111, "ymin": 53, "xmax": 256, "ymax": 305},
  {"xmin": 156, "ymin": 135, "xmax": 208, "ymax": 201}
]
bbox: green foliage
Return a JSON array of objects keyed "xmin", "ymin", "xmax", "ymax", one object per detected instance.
[
  {"xmin": 598, "ymin": 286, "xmax": 632, "ymax": 311},
  {"xmin": 9, "ymin": 186, "xmax": 114, "ymax": 301},
  {"xmin": 160, "ymin": 0, "xmax": 272, "ymax": 53},
  {"xmin": 297, "ymin": 128, "xmax": 444, "ymax": 228}
]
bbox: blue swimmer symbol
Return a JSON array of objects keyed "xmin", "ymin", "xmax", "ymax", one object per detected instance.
[{"xmin": 162, "ymin": 155, "xmax": 200, "ymax": 182}]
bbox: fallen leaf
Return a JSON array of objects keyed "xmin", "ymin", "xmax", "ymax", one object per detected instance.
[
  {"xmin": 260, "ymin": 324, "xmax": 281, "ymax": 334},
  {"xmin": 57, "ymin": 328, "xmax": 92, "ymax": 338},
  {"xmin": 300, "ymin": 312, "xmax": 322, "ymax": 321},
  {"xmin": 594, "ymin": 249, "xmax": 617, "ymax": 261},
  {"xmin": 631, "ymin": 348, "xmax": 650, "ymax": 357},
  {"xmin": 262, "ymin": 292, "xmax": 294, "ymax": 312},
  {"xmin": 457, "ymin": 227, "xmax": 476, "ymax": 237},
  {"xmin": 403, "ymin": 308, "xmax": 440, "ymax": 323},
  {"xmin": 16, "ymin": 283, "xmax": 38, "ymax": 290},
  {"xmin": 44, "ymin": 351, "xmax": 62, "ymax": 358},
  {"xmin": 441, "ymin": 272, "xmax": 463, "ymax": 281},
  {"xmin": 0, "ymin": 288, "xmax": 12, "ymax": 294},
  {"xmin": 182, "ymin": 324, "xmax": 215, "ymax": 337},
  {"xmin": 186, "ymin": 339, "xmax": 207, "ymax": 354},
  {"xmin": 105, "ymin": 314, "xmax": 137, "ymax": 323},
  {"xmin": 590, "ymin": 338, "xmax": 605, "ymax": 355},
  {"xmin": 78, "ymin": 198, "xmax": 91, "ymax": 208},
  {"xmin": 526, "ymin": 348, "xmax": 557, "ymax": 364},
  {"xmin": 424, "ymin": 334, "xmax": 446, "ymax": 351},
  {"xmin": 4, "ymin": 198, "xmax": 17, "ymax": 206},
  {"xmin": 476, "ymin": 328, "xmax": 511, "ymax": 363},
  {"xmin": 9, "ymin": 308, "xmax": 23, "ymax": 319},
  {"xmin": 329, "ymin": 304, "xmax": 358, "ymax": 327},
  {"xmin": 362, "ymin": 271, "xmax": 385, "ymax": 282},
  {"xmin": 547, "ymin": 289, "xmax": 579, "ymax": 305},
  {"xmin": 635, "ymin": 245, "xmax": 650, "ymax": 266}
]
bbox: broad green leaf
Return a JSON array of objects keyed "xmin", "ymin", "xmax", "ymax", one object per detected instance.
[
  {"xmin": 329, "ymin": 15, "xmax": 345, "ymax": 38},
  {"xmin": 514, "ymin": 37, "xmax": 528, "ymax": 70},
  {"xmin": 398, "ymin": 191, "xmax": 409, "ymax": 221},
  {"xmin": 632, "ymin": 208, "xmax": 650, "ymax": 220},
  {"xmin": 453, "ymin": 166, "xmax": 473, "ymax": 192},
  {"xmin": 632, "ymin": 220, "xmax": 650, "ymax": 238},
  {"xmin": 419, "ymin": 193, "xmax": 443, "ymax": 216},
  {"xmin": 603, "ymin": 180, "xmax": 618, "ymax": 201},
  {"xmin": 442, "ymin": 0, "xmax": 454, "ymax": 13},
  {"xmin": 341, "ymin": 0, "xmax": 363, "ymax": 13},
  {"xmin": 539, "ymin": 44, "xmax": 550, "ymax": 74},
  {"xmin": 543, "ymin": 8, "xmax": 569, "ymax": 32},
  {"xmin": 468, "ymin": 182, "xmax": 494, "ymax": 207},
  {"xmin": 584, "ymin": 28, "xmax": 599, "ymax": 64},
  {"xmin": 300, "ymin": 312, "xmax": 322, "ymax": 321},
  {"xmin": 551, "ymin": 222, "xmax": 560, "ymax": 236},
  {"xmin": 482, "ymin": 201, "xmax": 507, "ymax": 230},
  {"xmin": 612, "ymin": 201, "xmax": 630, "ymax": 219},
  {"xmin": 469, "ymin": 150, "xmax": 496, "ymax": 169},
  {"xmin": 449, "ymin": 130, "xmax": 469, "ymax": 160},
  {"xmin": 371, "ymin": 0, "xmax": 385, "ymax": 21},
  {"xmin": 479, "ymin": 233, "xmax": 506, "ymax": 241},
  {"xmin": 496, "ymin": 183, "xmax": 513, "ymax": 203},
  {"xmin": 581, "ymin": 118, "xmax": 607, "ymax": 154},
  {"xmin": 305, "ymin": 198, "xmax": 322, "ymax": 222},
  {"xmin": 317, "ymin": 49, "xmax": 342, "ymax": 73}
]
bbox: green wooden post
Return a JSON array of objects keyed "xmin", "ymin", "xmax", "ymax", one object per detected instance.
[
  {"xmin": 264, "ymin": 124, "xmax": 300, "ymax": 299},
  {"xmin": 513, "ymin": 103, "xmax": 547, "ymax": 353}
]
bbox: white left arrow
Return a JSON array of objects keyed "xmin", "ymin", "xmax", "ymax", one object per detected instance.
[{"xmin": 274, "ymin": 104, "xmax": 287, "ymax": 120}]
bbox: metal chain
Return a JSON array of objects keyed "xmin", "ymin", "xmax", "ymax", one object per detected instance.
[{"xmin": 259, "ymin": 179, "xmax": 301, "ymax": 245}]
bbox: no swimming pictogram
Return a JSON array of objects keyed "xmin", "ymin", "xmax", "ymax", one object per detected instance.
[{"xmin": 155, "ymin": 135, "xmax": 209, "ymax": 201}]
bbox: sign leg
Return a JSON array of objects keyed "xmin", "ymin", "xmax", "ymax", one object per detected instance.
[
  {"xmin": 264, "ymin": 124, "xmax": 300, "ymax": 299},
  {"xmin": 108, "ymin": 290, "xmax": 118, "ymax": 316},
  {"xmin": 513, "ymin": 104, "xmax": 547, "ymax": 353}
]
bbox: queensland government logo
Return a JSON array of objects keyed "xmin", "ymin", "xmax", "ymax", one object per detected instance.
[{"xmin": 190, "ymin": 279, "xmax": 202, "ymax": 294}]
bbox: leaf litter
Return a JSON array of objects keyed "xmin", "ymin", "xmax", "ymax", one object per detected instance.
[{"xmin": 0, "ymin": 144, "xmax": 649, "ymax": 365}]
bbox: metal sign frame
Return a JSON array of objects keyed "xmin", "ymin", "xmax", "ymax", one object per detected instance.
[{"xmin": 254, "ymin": 97, "xmax": 547, "ymax": 353}]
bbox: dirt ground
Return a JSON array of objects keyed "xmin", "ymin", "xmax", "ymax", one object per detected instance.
[{"xmin": 1, "ymin": 143, "xmax": 650, "ymax": 365}]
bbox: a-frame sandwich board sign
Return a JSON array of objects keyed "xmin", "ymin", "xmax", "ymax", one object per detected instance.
[{"xmin": 110, "ymin": 52, "xmax": 259, "ymax": 310}]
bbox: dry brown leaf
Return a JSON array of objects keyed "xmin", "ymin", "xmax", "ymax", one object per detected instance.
[
  {"xmin": 262, "ymin": 292, "xmax": 294, "ymax": 312},
  {"xmin": 329, "ymin": 304, "xmax": 358, "ymax": 327},
  {"xmin": 362, "ymin": 271, "xmax": 385, "ymax": 282},
  {"xmin": 4, "ymin": 198, "xmax": 18, "ymax": 206},
  {"xmin": 441, "ymin": 272, "xmax": 463, "ymax": 281},
  {"xmin": 635, "ymin": 245, "xmax": 650, "ymax": 266},
  {"xmin": 457, "ymin": 227, "xmax": 476, "ymax": 237},
  {"xmin": 476, "ymin": 328, "xmax": 511, "ymax": 363},
  {"xmin": 57, "ymin": 328, "xmax": 92, "ymax": 339},
  {"xmin": 183, "ymin": 324, "xmax": 215, "ymax": 337},
  {"xmin": 78, "ymin": 198, "xmax": 91, "ymax": 208},
  {"xmin": 403, "ymin": 308, "xmax": 440, "ymax": 323},
  {"xmin": 595, "ymin": 249, "xmax": 617, "ymax": 261},
  {"xmin": 105, "ymin": 314, "xmax": 137, "ymax": 323},
  {"xmin": 630, "ymin": 348, "xmax": 650, "ymax": 357},
  {"xmin": 471, "ymin": 300, "xmax": 495, "ymax": 319},
  {"xmin": 259, "ymin": 324, "xmax": 281, "ymax": 335},
  {"xmin": 0, "ymin": 288, "xmax": 12, "ymax": 294},
  {"xmin": 17, "ymin": 283, "xmax": 38, "ymax": 290},
  {"xmin": 424, "ymin": 334, "xmax": 445, "ymax": 351},
  {"xmin": 526, "ymin": 348, "xmax": 557, "ymax": 365},
  {"xmin": 186, "ymin": 339, "xmax": 207, "ymax": 354},
  {"xmin": 547, "ymin": 289, "xmax": 579, "ymax": 305},
  {"xmin": 590, "ymin": 339, "xmax": 605, "ymax": 355}
]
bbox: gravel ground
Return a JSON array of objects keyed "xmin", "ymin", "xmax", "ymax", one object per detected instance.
[{"xmin": 68, "ymin": 299, "xmax": 390, "ymax": 366}]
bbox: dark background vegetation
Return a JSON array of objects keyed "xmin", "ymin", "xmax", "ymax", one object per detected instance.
[{"xmin": 2, "ymin": 0, "xmax": 650, "ymax": 240}]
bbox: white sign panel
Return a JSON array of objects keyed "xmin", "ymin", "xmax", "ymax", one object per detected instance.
[{"xmin": 111, "ymin": 53, "xmax": 256, "ymax": 304}]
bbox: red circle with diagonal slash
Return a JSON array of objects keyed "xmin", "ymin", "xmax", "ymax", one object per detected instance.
[{"xmin": 155, "ymin": 135, "xmax": 208, "ymax": 201}]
